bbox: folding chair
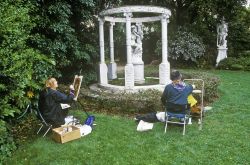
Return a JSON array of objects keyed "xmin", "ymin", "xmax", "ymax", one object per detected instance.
[
  {"xmin": 35, "ymin": 108, "xmax": 53, "ymax": 137},
  {"xmin": 164, "ymin": 103, "xmax": 191, "ymax": 135}
]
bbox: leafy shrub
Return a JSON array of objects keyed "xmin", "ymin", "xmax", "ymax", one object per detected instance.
[
  {"xmin": 80, "ymin": 70, "xmax": 219, "ymax": 114},
  {"xmin": 0, "ymin": 121, "xmax": 16, "ymax": 163},
  {"xmin": 80, "ymin": 89, "xmax": 162, "ymax": 115},
  {"xmin": 231, "ymin": 64, "xmax": 244, "ymax": 70},
  {"xmin": 0, "ymin": 1, "xmax": 54, "ymax": 163},
  {"xmin": 217, "ymin": 56, "xmax": 250, "ymax": 71},
  {"xmin": 30, "ymin": 0, "xmax": 98, "ymax": 85},
  {"xmin": 155, "ymin": 27, "xmax": 205, "ymax": 64},
  {"xmin": 11, "ymin": 115, "xmax": 39, "ymax": 145},
  {"xmin": 239, "ymin": 51, "xmax": 250, "ymax": 57},
  {"xmin": 181, "ymin": 70, "xmax": 220, "ymax": 103},
  {"xmin": 217, "ymin": 57, "xmax": 236, "ymax": 70}
]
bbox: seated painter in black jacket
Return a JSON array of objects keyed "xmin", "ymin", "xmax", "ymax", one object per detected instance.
[{"xmin": 38, "ymin": 77, "xmax": 75, "ymax": 127}]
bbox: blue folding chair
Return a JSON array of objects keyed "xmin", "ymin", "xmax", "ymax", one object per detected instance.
[{"xmin": 164, "ymin": 103, "xmax": 191, "ymax": 135}]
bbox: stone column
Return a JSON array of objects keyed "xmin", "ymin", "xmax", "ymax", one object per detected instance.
[
  {"xmin": 108, "ymin": 22, "xmax": 117, "ymax": 79},
  {"xmin": 124, "ymin": 12, "xmax": 134, "ymax": 89},
  {"xmin": 98, "ymin": 17, "xmax": 108, "ymax": 85},
  {"xmin": 159, "ymin": 13, "xmax": 170, "ymax": 85}
]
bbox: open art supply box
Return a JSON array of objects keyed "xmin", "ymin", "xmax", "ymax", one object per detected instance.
[{"xmin": 52, "ymin": 125, "xmax": 81, "ymax": 143}]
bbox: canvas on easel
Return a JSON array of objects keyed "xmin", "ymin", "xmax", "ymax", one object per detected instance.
[{"xmin": 73, "ymin": 75, "xmax": 83, "ymax": 101}]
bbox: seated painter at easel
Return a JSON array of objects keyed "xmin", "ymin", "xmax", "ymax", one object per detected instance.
[{"xmin": 38, "ymin": 77, "xmax": 75, "ymax": 128}]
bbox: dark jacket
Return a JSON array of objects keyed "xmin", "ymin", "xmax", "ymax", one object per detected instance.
[
  {"xmin": 38, "ymin": 88, "xmax": 74, "ymax": 126},
  {"xmin": 161, "ymin": 82, "xmax": 193, "ymax": 113}
]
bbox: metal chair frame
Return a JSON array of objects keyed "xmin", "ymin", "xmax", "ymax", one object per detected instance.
[
  {"xmin": 36, "ymin": 108, "xmax": 53, "ymax": 137},
  {"xmin": 183, "ymin": 79, "xmax": 204, "ymax": 131}
]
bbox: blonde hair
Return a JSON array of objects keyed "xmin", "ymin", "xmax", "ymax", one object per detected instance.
[{"xmin": 45, "ymin": 78, "xmax": 57, "ymax": 88}]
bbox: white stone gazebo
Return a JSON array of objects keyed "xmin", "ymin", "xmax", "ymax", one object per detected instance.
[{"xmin": 97, "ymin": 6, "xmax": 171, "ymax": 92}]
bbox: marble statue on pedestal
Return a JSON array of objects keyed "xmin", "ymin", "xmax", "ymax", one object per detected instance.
[
  {"xmin": 131, "ymin": 23, "xmax": 145, "ymax": 83},
  {"xmin": 216, "ymin": 17, "xmax": 228, "ymax": 67}
]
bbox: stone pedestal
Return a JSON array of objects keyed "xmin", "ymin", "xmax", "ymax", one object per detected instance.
[
  {"xmin": 216, "ymin": 47, "xmax": 227, "ymax": 67},
  {"xmin": 125, "ymin": 64, "xmax": 134, "ymax": 88},
  {"xmin": 132, "ymin": 55, "xmax": 144, "ymax": 84},
  {"xmin": 159, "ymin": 62, "xmax": 170, "ymax": 85},
  {"xmin": 108, "ymin": 62, "xmax": 117, "ymax": 80},
  {"xmin": 133, "ymin": 62, "xmax": 145, "ymax": 84},
  {"xmin": 99, "ymin": 63, "xmax": 108, "ymax": 85}
]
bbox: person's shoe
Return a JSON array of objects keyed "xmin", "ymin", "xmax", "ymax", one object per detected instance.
[{"xmin": 134, "ymin": 117, "xmax": 140, "ymax": 123}]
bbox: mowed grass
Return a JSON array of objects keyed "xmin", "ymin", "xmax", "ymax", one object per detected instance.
[{"xmin": 5, "ymin": 70, "xmax": 250, "ymax": 165}]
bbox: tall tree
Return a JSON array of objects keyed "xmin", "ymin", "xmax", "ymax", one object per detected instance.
[{"xmin": 30, "ymin": 0, "xmax": 98, "ymax": 83}]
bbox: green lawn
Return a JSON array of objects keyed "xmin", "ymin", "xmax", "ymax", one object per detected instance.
[{"xmin": 5, "ymin": 70, "xmax": 250, "ymax": 165}]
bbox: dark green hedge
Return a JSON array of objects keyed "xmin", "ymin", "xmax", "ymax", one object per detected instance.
[
  {"xmin": 217, "ymin": 52, "xmax": 250, "ymax": 71},
  {"xmin": 79, "ymin": 70, "xmax": 220, "ymax": 115}
]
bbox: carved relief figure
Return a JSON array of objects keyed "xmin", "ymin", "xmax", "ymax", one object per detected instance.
[{"xmin": 131, "ymin": 23, "xmax": 143, "ymax": 58}]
